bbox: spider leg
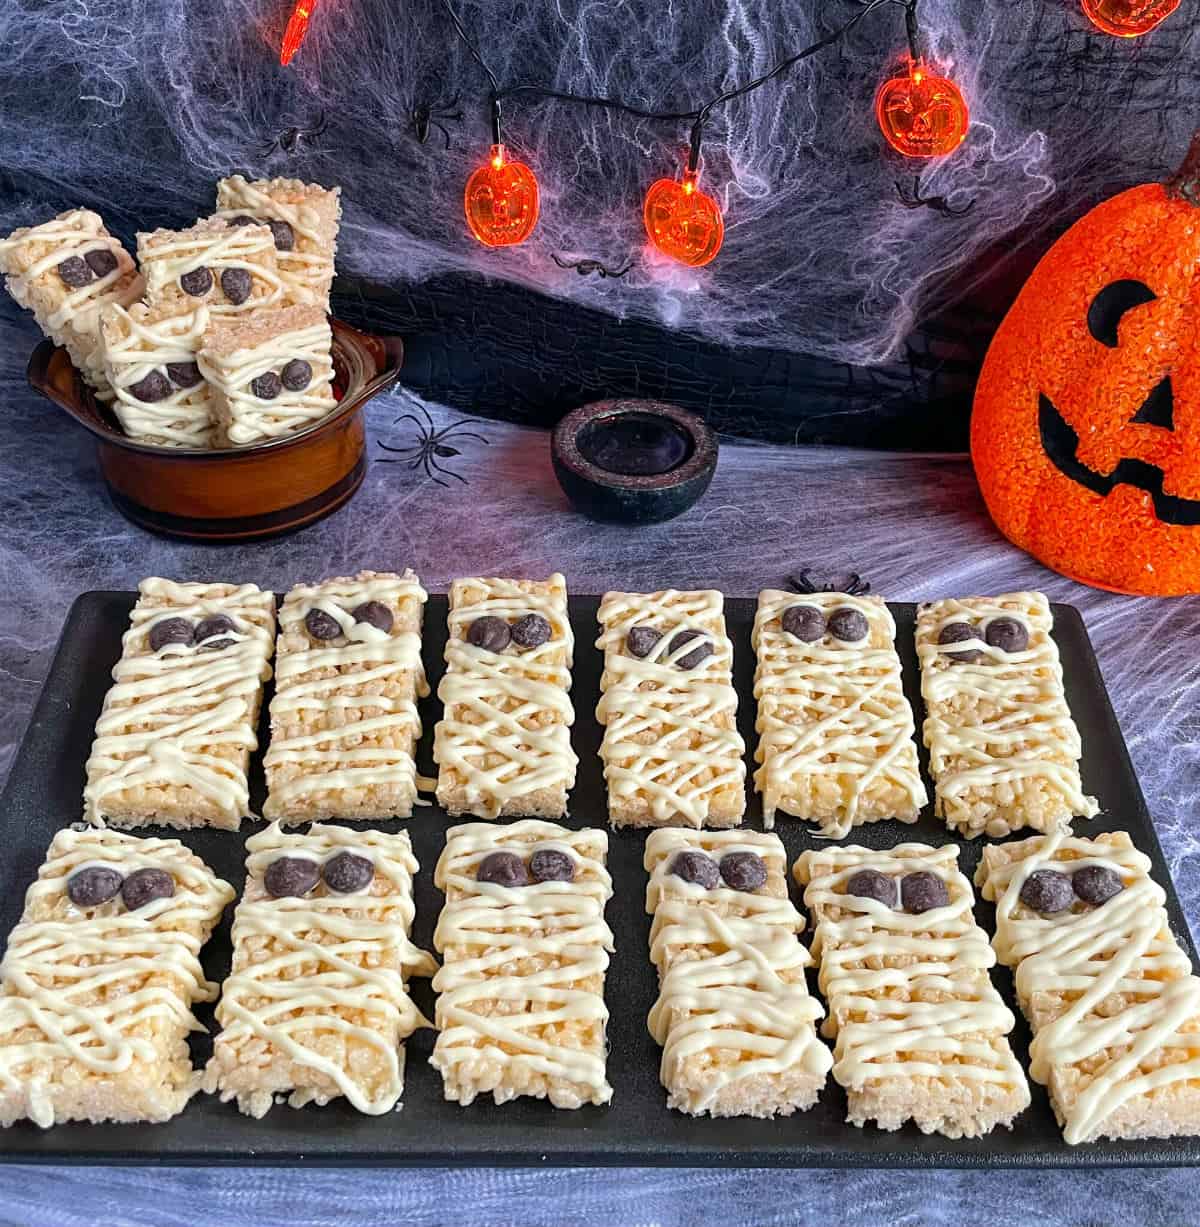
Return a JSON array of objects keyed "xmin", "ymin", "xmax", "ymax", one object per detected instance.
[
  {"xmin": 433, "ymin": 120, "xmax": 452, "ymax": 151},
  {"xmin": 610, "ymin": 262, "xmax": 633, "ymax": 277},
  {"xmin": 421, "ymin": 450, "xmax": 451, "ymax": 488},
  {"xmin": 378, "ymin": 441, "xmax": 424, "ymax": 457},
  {"xmin": 428, "ymin": 451, "xmax": 467, "ymax": 485},
  {"xmin": 432, "ymin": 423, "xmax": 491, "ymax": 447},
  {"xmin": 788, "ymin": 569, "xmax": 818, "ymax": 594},
  {"xmin": 389, "ymin": 412, "xmax": 429, "ymax": 433},
  {"xmin": 551, "ymin": 254, "xmax": 574, "ymax": 270}
]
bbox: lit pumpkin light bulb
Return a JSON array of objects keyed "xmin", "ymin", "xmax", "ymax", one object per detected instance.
[
  {"xmin": 876, "ymin": 59, "xmax": 969, "ymax": 158},
  {"xmin": 463, "ymin": 143, "xmax": 540, "ymax": 247},
  {"xmin": 643, "ymin": 166, "xmax": 724, "ymax": 268},
  {"xmin": 280, "ymin": 0, "xmax": 318, "ymax": 66},
  {"xmin": 1081, "ymin": 0, "xmax": 1180, "ymax": 36}
]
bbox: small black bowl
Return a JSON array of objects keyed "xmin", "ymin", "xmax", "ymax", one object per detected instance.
[{"xmin": 551, "ymin": 399, "xmax": 718, "ymax": 524}]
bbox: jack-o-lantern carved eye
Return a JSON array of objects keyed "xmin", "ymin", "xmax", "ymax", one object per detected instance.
[{"xmin": 1087, "ymin": 279, "xmax": 1157, "ymax": 348}]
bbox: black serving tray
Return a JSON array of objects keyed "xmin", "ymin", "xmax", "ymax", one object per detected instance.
[{"xmin": 0, "ymin": 591, "xmax": 1196, "ymax": 1168}]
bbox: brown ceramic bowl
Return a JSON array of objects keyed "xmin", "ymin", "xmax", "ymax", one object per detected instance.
[{"xmin": 27, "ymin": 319, "xmax": 403, "ymax": 542}]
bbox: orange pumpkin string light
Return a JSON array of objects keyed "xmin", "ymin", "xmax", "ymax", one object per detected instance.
[
  {"xmin": 465, "ymin": 140, "xmax": 541, "ymax": 247},
  {"xmin": 644, "ymin": 122, "xmax": 725, "ymax": 266},
  {"xmin": 279, "ymin": 0, "xmax": 318, "ymax": 67},
  {"xmin": 1081, "ymin": 0, "xmax": 1181, "ymax": 37}
]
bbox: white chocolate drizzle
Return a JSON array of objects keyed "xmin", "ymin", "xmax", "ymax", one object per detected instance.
[
  {"xmin": 140, "ymin": 222, "xmax": 289, "ymax": 315},
  {"xmin": 752, "ymin": 590, "xmax": 926, "ymax": 837}
]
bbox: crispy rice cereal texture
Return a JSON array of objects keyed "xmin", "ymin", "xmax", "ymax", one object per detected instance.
[
  {"xmin": 797, "ymin": 842, "xmax": 1030, "ymax": 1139},
  {"xmin": 431, "ymin": 821, "xmax": 613, "ymax": 1109},
  {"xmin": 0, "ymin": 827, "xmax": 233, "ymax": 1128},
  {"xmin": 978, "ymin": 831, "xmax": 1200, "ymax": 1145}
]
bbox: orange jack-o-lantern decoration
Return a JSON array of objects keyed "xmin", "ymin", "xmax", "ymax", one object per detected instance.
[
  {"xmin": 875, "ymin": 62, "xmax": 969, "ymax": 159},
  {"xmin": 643, "ymin": 168, "xmax": 724, "ymax": 267},
  {"xmin": 972, "ymin": 132, "xmax": 1200, "ymax": 596},
  {"xmin": 1081, "ymin": 0, "xmax": 1180, "ymax": 37},
  {"xmin": 464, "ymin": 144, "xmax": 539, "ymax": 248}
]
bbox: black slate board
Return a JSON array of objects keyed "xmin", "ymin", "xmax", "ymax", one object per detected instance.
[{"xmin": 0, "ymin": 591, "xmax": 1197, "ymax": 1168}]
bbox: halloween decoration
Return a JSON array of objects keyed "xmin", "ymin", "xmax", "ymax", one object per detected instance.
[
  {"xmin": 894, "ymin": 177, "xmax": 975, "ymax": 217},
  {"xmin": 972, "ymin": 132, "xmax": 1200, "ymax": 596},
  {"xmin": 279, "ymin": 0, "xmax": 319, "ymax": 66},
  {"xmin": 1081, "ymin": 0, "xmax": 1181, "ymax": 37},
  {"xmin": 788, "ymin": 569, "xmax": 872, "ymax": 596},
  {"xmin": 876, "ymin": 62, "xmax": 969, "ymax": 158},
  {"xmin": 412, "ymin": 96, "xmax": 463, "ymax": 151},
  {"xmin": 377, "ymin": 396, "xmax": 491, "ymax": 486},
  {"xmin": 464, "ymin": 144, "xmax": 540, "ymax": 247},
  {"xmin": 643, "ymin": 168, "xmax": 725, "ymax": 267}
]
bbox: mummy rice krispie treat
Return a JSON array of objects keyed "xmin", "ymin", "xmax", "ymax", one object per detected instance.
[
  {"xmin": 205, "ymin": 824, "xmax": 435, "ymax": 1118},
  {"xmin": 0, "ymin": 209, "xmax": 142, "ymax": 399},
  {"xmin": 434, "ymin": 575, "xmax": 577, "ymax": 820},
  {"xmin": 978, "ymin": 831, "xmax": 1200, "ymax": 1145},
  {"xmin": 596, "ymin": 589, "xmax": 746, "ymax": 829},
  {"xmin": 431, "ymin": 821, "xmax": 613, "ymax": 1108},
  {"xmin": 99, "ymin": 301, "xmax": 215, "ymax": 448},
  {"xmin": 645, "ymin": 829, "xmax": 832, "ymax": 1118},
  {"xmin": 796, "ymin": 843, "xmax": 1030, "ymax": 1138},
  {"xmin": 198, "ymin": 304, "xmax": 337, "ymax": 447},
  {"xmin": 215, "ymin": 175, "xmax": 341, "ymax": 305},
  {"xmin": 916, "ymin": 592, "xmax": 1098, "ymax": 839},
  {"xmin": 83, "ymin": 578, "xmax": 276, "ymax": 830},
  {"xmin": 0, "ymin": 828, "xmax": 234, "ymax": 1128},
  {"xmin": 752, "ymin": 590, "xmax": 926, "ymax": 838},
  {"xmin": 263, "ymin": 571, "xmax": 429, "ymax": 822}
]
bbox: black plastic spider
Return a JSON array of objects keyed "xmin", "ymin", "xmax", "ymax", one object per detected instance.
[
  {"xmin": 551, "ymin": 254, "xmax": 632, "ymax": 279},
  {"xmin": 894, "ymin": 177, "xmax": 975, "ymax": 218},
  {"xmin": 260, "ymin": 110, "xmax": 329, "ymax": 158},
  {"xmin": 412, "ymin": 96, "xmax": 463, "ymax": 151},
  {"xmin": 788, "ymin": 568, "xmax": 872, "ymax": 596},
  {"xmin": 377, "ymin": 399, "xmax": 490, "ymax": 486}
]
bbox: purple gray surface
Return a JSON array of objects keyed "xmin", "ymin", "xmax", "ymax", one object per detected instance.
[{"xmin": 0, "ymin": 309, "xmax": 1198, "ymax": 1223}]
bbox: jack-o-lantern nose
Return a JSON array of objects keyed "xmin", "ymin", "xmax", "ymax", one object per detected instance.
[{"xmin": 1130, "ymin": 375, "xmax": 1175, "ymax": 430}]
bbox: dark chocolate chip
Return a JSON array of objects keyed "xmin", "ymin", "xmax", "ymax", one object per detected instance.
[
  {"xmin": 264, "ymin": 856, "xmax": 321, "ymax": 898},
  {"xmin": 280, "ymin": 358, "xmax": 312, "ymax": 391},
  {"xmin": 937, "ymin": 621, "xmax": 983, "ymax": 663},
  {"xmin": 67, "ymin": 865, "xmax": 123, "ymax": 908},
  {"xmin": 985, "ymin": 616, "xmax": 1029, "ymax": 654},
  {"xmin": 845, "ymin": 868, "xmax": 898, "ymax": 908},
  {"xmin": 476, "ymin": 850, "xmax": 530, "ymax": 888},
  {"xmin": 626, "ymin": 625, "xmax": 663, "ymax": 659},
  {"xmin": 166, "ymin": 361, "xmax": 203, "ymax": 388},
  {"xmin": 669, "ymin": 850, "xmax": 720, "ymax": 890},
  {"xmin": 56, "ymin": 255, "xmax": 95, "ymax": 288},
  {"xmin": 719, "ymin": 851, "xmax": 767, "ymax": 893},
  {"xmin": 668, "ymin": 629, "xmax": 713, "ymax": 670},
  {"xmin": 148, "ymin": 616, "xmax": 195, "ymax": 652},
  {"xmin": 268, "ymin": 219, "xmax": 295, "ymax": 251},
  {"xmin": 229, "ymin": 215, "xmax": 257, "ymax": 228},
  {"xmin": 781, "ymin": 604, "xmax": 825, "ymax": 643},
  {"xmin": 828, "ymin": 607, "xmax": 870, "ymax": 643},
  {"xmin": 128, "ymin": 370, "xmax": 173, "ymax": 403},
  {"xmin": 121, "ymin": 867, "xmax": 175, "ymax": 911},
  {"xmin": 900, "ymin": 870, "xmax": 949, "ymax": 914},
  {"xmin": 251, "ymin": 371, "xmax": 282, "ymax": 400},
  {"xmin": 322, "ymin": 851, "xmax": 375, "ymax": 894},
  {"xmin": 180, "ymin": 266, "xmax": 213, "ymax": 296},
  {"xmin": 529, "ymin": 848, "xmax": 575, "ymax": 883},
  {"xmin": 220, "ymin": 267, "xmax": 252, "ymax": 306},
  {"xmin": 352, "ymin": 601, "xmax": 393, "ymax": 633},
  {"xmin": 1072, "ymin": 864, "xmax": 1124, "ymax": 906},
  {"xmin": 195, "ymin": 614, "xmax": 237, "ymax": 651},
  {"xmin": 467, "ymin": 616, "xmax": 512, "ymax": 653},
  {"xmin": 305, "ymin": 607, "xmax": 343, "ymax": 641},
  {"xmin": 511, "ymin": 614, "xmax": 551, "ymax": 649},
  {"xmin": 84, "ymin": 248, "xmax": 119, "ymax": 278},
  {"xmin": 1019, "ymin": 869, "xmax": 1075, "ymax": 914}
]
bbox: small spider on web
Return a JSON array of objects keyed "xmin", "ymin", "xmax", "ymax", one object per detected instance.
[
  {"xmin": 412, "ymin": 96, "xmax": 463, "ymax": 151},
  {"xmin": 259, "ymin": 110, "xmax": 329, "ymax": 159},
  {"xmin": 377, "ymin": 396, "xmax": 491, "ymax": 486},
  {"xmin": 551, "ymin": 254, "xmax": 633, "ymax": 279},
  {"xmin": 788, "ymin": 568, "xmax": 871, "ymax": 596},
  {"xmin": 894, "ymin": 177, "xmax": 975, "ymax": 218}
]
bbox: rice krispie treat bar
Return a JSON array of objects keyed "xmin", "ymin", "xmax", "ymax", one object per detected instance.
[
  {"xmin": 263, "ymin": 570, "xmax": 429, "ymax": 822},
  {"xmin": 198, "ymin": 304, "xmax": 336, "ymax": 447},
  {"xmin": 214, "ymin": 175, "xmax": 342, "ymax": 306},
  {"xmin": 645, "ymin": 828, "xmax": 832, "ymax": 1118},
  {"xmin": 138, "ymin": 217, "xmax": 287, "ymax": 318},
  {"xmin": 596, "ymin": 589, "xmax": 746, "ymax": 829},
  {"xmin": 915, "ymin": 592, "xmax": 1097, "ymax": 839},
  {"xmin": 0, "ymin": 827, "xmax": 234, "ymax": 1127},
  {"xmin": 0, "ymin": 209, "xmax": 142, "ymax": 399},
  {"xmin": 978, "ymin": 831, "xmax": 1200, "ymax": 1145},
  {"xmin": 83, "ymin": 578, "xmax": 276, "ymax": 830},
  {"xmin": 752, "ymin": 589, "xmax": 926, "ymax": 838},
  {"xmin": 434, "ymin": 575, "xmax": 577, "ymax": 820},
  {"xmin": 99, "ymin": 301, "xmax": 216, "ymax": 448},
  {"xmin": 431, "ymin": 820, "xmax": 613, "ymax": 1108},
  {"xmin": 205, "ymin": 823, "xmax": 435, "ymax": 1118},
  {"xmin": 796, "ymin": 842, "xmax": 1030, "ymax": 1138}
]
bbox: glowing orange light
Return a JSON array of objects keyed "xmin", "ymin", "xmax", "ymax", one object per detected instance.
[
  {"xmin": 643, "ymin": 167, "xmax": 724, "ymax": 267},
  {"xmin": 1081, "ymin": 0, "xmax": 1180, "ymax": 35},
  {"xmin": 876, "ymin": 60, "xmax": 969, "ymax": 158},
  {"xmin": 280, "ymin": 0, "xmax": 318, "ymax": 66},
  {"xmin": 464, "ymin": 144, "xmax": 540, "ymax": 247}
]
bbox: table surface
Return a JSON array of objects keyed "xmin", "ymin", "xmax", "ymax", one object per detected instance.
[{"xmin": 1, "ymin": 313, "xmax": 1198, "ymax": 1227}]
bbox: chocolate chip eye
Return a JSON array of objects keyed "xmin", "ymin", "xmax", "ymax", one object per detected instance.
[
  {"xmin": 128, "ymin": 371, "xmax": 173, "ymax": 403},
  {"xmin": 305, "ymin": 607, "xmax": 342, "ymax": 640},
  {"xmin": 476, "ymin": 850, "xmax": 529, "ymax": 887},
  {"xmin": 166, "ymin": 361, "xmax": 203, "ymax": 389},
  {"xmin": 195, "ymin": 613, "xmax": 237, "ymax": 651},
  {"xmin": 351, "ymin": 601, "xmax": 393, "ymax": 633},
  {"xmin": 827, "ymin": 607, "xmax": 869, "ymax": 643},
  {"xmin": 669, "ymin": 850, "xmax": 719, "ymax": 890},
  {"xmin": 626, "ymin": 625, "xmax": 662, "ymax": 658},
  {"xmin": 322, "ymin": 851, "xmax": 375, "ymax": 894},
  {"xmin": 67, "ymin": 866, "xmax": 123, "ymax": 908},
  {"xmin": 121, "ymin": 867, "xmax": 175, "ymax": 911},
  {"xmin": 251, "ymin": 371, "xmax": 282, "ymax": 400},
  {"xmin": 56, "ymin": 255, "xmax": 95, "ymax": 288},
  {"xmin": 718, "ymin": 851, "xmax": 767, "ymax": 892},
  {"xmin": 900, "ymin": 871, "xmax": 949, "ymax": 914},
  {"xmin": 1087, "ymin": 279, "xmax": 1156, "ymax": 349},
  {"xmin": 984, "ymin": 616, "xmax": 1029, "ymax": 654},
  {"xmin": 467, "ymin": 616, "xmax": 512, "ymax": 653},
  {"xmin": 937, "ymin": 621, "xmax": 983, "ymax": 663},
  {"xmin": 84, "ymin": 249, "xmax": 118, "ymax": 278},
  {"xmin": 229, "ymin": 215, "xmax": 257, "ymax": 228},
  {"xmin": 1072, "ymin": 864, "xmax": 1124, "ymax": 906},
  {"xmin": 264, "ymin": 856, "xmax": 321, "ymax": 898},
  {"xmin": 148, "ymin": 616, "xmax": 195, "ymax": 652},
  {"xmin": 844, "ymin": 868, "xmax": 897, "ymax": 908},
  {"xmin": 781, "ymin": 604, "xmax": 825, "ymax": 642},
  {"xmin": 268, "ymin": 219, "xmax": 295, "ymax": 251},
  {"xmin": 668, "ymin": 629, "xmax": 713, "ymax": 670},
  {"xmin": 220, "ymin": 267, "xmax": 253, "ymax": 305},
  {"xmin": 529, "ymin": 849, "xmax": 575, "ymax": 883},
  {"xmin": 1019, "ymin": 868, "xmax": 1074, "ymax": 914},
  {"xmin": 511, "ymin": 613, "xmax": 551, "ymax": 649},
  {"xmin": 180, "ymin": 266, "xmax": 213, "ymax": 296},
  {"xmin": 280, "ymin": 359, "xmax": 312, "ymax": 391}
]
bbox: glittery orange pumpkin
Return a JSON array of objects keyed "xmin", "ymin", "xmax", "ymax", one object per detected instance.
[
  {"xmin": 875, "ymin": 63, "xmax": 968, "ymax": 158},
  {"xmin": 464, "ymin": 144, "xmax": 539, "ymax": 247},
  {"xmin": 972, "ymin": 133, "xmax": 1200, "ymax": 596},
  {"xmin": 643, "ymin": 169, "xmax": 724, "ymax": 267},
  {"xmin": 1081, "ymin": 0, "xmax": 1180, "ymax": 37}
]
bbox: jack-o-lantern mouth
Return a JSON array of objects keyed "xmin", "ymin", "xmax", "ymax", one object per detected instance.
[{"xmin": 1038, "ymin": 394, "xmax": 1200, "ymax": 527}]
